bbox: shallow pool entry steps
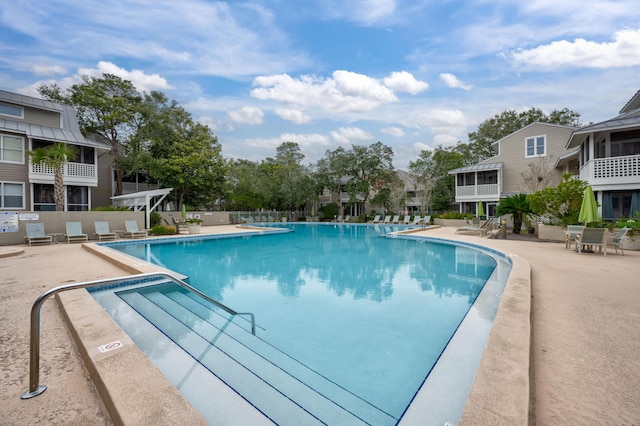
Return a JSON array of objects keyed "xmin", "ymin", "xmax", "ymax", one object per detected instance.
[{"xmin": 114, "ymin": 281, "xmax": 396, "ymax": 425}]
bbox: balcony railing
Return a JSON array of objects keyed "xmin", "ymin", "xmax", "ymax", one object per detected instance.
[
  {"xmin": 455, "ymin": 183, "xmax": 500, "ymax": 198},
  {"xmin": 117, "ymin": 182, "xmax": 161, "ymax": 195},
  {"xmin": 580, "ymin": 154, "xmax": 640, "ymax": 186},
  {"xmin": 31, "ymin": 162, "xmax": 98, "ymax": 182}
]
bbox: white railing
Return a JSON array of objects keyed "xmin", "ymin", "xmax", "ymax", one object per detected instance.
[
  {"xmin": 592, "ymin": 155, "xmax": 640, "ymax": 179},
  {"xmin": 455, "ymin": 184, "xmax": 500, "ymax": 198},
  {"xmin": 31, "ymin": 161, "xmax": 96, "ymax": 179},
  {"xmin": 580, "ymin": 155, "xmax": 640, "ymax": 185}
]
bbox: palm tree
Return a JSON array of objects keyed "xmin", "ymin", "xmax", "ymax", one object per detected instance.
[
  {"xmin": 29, "ymin": 143, "xmax": 78, "ymax": 211},
  {"xmin": 496, "ymin": 193, "xmax": 533, "ymax": 234}
]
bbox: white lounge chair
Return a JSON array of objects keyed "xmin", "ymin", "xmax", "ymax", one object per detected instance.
[
  {"xmin": 383, "ymin": 215, "xmax": 392, "ymax": 224},
  {"xmin": 391, "ymin": 215, "xmax": 400, "ymax": 224},
  {"xmin": 24, "ymin": 222, "xmax": 53, "ymax": 245},
  {"xmin": 124, "ymin": 220, "xmax": 148, "ymax": 239},
  {"xmin": 65, "ymin": 221, "xmax": 88, "ymax": 243},
  {"xmin": 371, "ymin": 215, "xmax": 381, "ymax": 224},
  {"xmin": 402, "ymin": 216, "xmax": 411, "ymax": 224},
  {"xmin": 94, "ymin": 221, "xmax": 117, "ymax": 241}
]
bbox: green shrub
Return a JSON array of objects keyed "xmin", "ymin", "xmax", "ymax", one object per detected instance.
[
  {"xmin": 150, "ymin": 225, "xmax": 176, "ymax": 235},
  {"xmin": 150, "ymin": 211, "xmax": 162, "ymax": 227},
  {"xmin": 320, "ymin": 202, "xmax": 339, "ymax": 220},
  {"xmin": 434, "ymin": 211, "xmax": 473, "ymax": 219}
]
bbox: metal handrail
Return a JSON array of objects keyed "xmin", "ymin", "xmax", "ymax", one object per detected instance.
[{"xmin": 21, "ymin": 271, "xmax": 257, "ymax": 399}]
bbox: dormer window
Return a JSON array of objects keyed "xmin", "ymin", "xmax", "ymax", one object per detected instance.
[
  {"xmin": 0, "ymin": 102, "xmax": 24, "ymax": 119},
  {"xmin": 526, "ymin": 135, "xmax": 546, "ymax": 158}
]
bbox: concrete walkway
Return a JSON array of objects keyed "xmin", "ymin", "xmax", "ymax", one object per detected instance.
[{"xmin": 1, "ymin": 225, "xmax": 638, "ymax": 424}]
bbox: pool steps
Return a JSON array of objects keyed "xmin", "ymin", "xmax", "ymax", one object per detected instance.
[{"xmin": 117, "ymin": 280, "xmax": 397, "ymax": 426}]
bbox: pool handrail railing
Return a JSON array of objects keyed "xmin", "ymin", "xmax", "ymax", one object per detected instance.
[{"xmin": 21, "ymin": 271, "xmax": 256, "ymax": 400}]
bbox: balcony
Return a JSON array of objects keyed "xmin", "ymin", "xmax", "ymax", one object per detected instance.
[
  {"xmin": 580, "ymin": 155, "xmax": 640, "ymax": 190},
  {"xmin": 30, "ymin": 161, "xmax": 98, "ymax": 186},
  {"xmin": 116, "ymin": 181, "xmax": 161, "ymax": 195},
  {"xmin": 455, "ymin": 183, "xmax": 500, "ymax": 200}
]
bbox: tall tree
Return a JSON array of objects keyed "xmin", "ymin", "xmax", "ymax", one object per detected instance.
[
  {"xmin": 408, "ymin": 145, "xmax": 465, "ymax": 212},
  {"xmin": 29, "ymin": 143, "xmax": 78, "ymax": 211},
  {"xmin": 344, "ymin": 142, "xmax": 396, "ymax": 207},
  {"xmin": 39, "ymin": 74, "xmax": 142, "ymax": 195},
  {"xmin": 462, "ymin": 107, "xmax": 582, "ymax": 163}
]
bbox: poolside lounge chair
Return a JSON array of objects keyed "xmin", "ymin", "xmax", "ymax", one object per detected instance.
[
  {"xmin": 402, "ymin": 215, "xmax": 411, "ymax": 224},
  {"xmin": 172, "ymin": 218, "xmax": 189, "ymax": 234},
  {"xmin": 335, "ymin": 215, "xmax": 343, "ymax": 222},
  {"xmin": 343, "ymin": 215, "xmax": 350, "ymax": 222},
  {"xmin": 24, "ymin": 222, "xmax": 53, "ymax": 245},
  {"xmin": 576, "ymin": 227, "xmax": 607, "ymax": 255},
  {"xmin": 422, "ymin": 215, "xmax": 431, "ymax": 225},
  {"xmin": 124, "ymin": 220, "xmax": 148, "ymax": 239},
  {"xmin": 410, "ymin": 215, "xmax": 421, "ymax": 225},
  {"xmin": 383, "ymin": 215, "xmax": 392, "ymax": 224},
  {"xmin": 605, "ymin": 227, "xmax": 629, "ymax": 255},
  {"xmin": 391, "ymin": 215, "xmax": 400, "ymax": 224},
  {"xmin": 456, "ymin": 218, "xmax": 493, "ymax": 236},
  {"xmin": 565, "ymin": 225, "xmax": 584, "ymax": 250},
  {"xmin": 94, "ymin": 221, "xmax": 117, "ymax": 241},
  {"xmin": 65, "ymin": 221, "xmax": 88, "ymax": 243},
  {"xmin": 371, "ymin": 215, "xmax": 381, "ymax": 224}
]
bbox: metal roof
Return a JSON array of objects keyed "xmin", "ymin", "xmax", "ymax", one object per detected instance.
[
  {"xmin": 566, "ymin": 110, "xmax": 640, "ymax": 148},
  {"xmin": 448, "ymin": 162, "xmax": 502, "ymax": 174},
  {"xmin": 0, "ymin": 90, "xmax": 109, "ymax": 150},
  {"xmin": 620, "ymin": 89, "xmax": 640, "ymax": 114}
]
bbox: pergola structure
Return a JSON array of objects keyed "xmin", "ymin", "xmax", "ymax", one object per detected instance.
[{"xmin": 111, "ymin": 188, "xmax": 173, "ymax": 228}]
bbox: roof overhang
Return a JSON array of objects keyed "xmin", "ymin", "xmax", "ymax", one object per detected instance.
[
  {"xmin": 448, "ymin": 162, "xmax": 502, "ymax": 175},
  {"xmin": 111, "ymin": 188, "xmax": 173, "ymax": 227}
]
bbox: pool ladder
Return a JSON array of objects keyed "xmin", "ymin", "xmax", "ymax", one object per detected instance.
[{"xmin": 20, "ymin": 271, "xmax": 256, "ymax": 399}]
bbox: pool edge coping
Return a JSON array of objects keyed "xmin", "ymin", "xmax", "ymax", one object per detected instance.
[{"xmin": 57, "ymin": 230, "xmax": 531, "ymax": 426}]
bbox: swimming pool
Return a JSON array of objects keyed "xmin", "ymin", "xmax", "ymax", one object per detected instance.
[{"xmin": 92, "ymin": 223, "xmax": 511, "ymax": 425}]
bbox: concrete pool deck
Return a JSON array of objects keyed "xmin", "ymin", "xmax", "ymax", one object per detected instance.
[{"xmin": 1, "ymin": 225, "xmax": 639, "ymax": 424}]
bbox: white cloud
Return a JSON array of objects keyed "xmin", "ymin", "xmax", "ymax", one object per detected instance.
[
  {"xmin": 403, "ymin": 108, "xmax": 468, "ymax": 136},
  {"xmin": 412, "ymin": 142, "xmax": 431, "ymax": 152},
  {"xmin": 251, "ymin": 70, "xmax": 398, "ymax": 113},
  {"xmin": 433, "ymin": 134, "xmax": 459, "ymax": 145},
  {"xmin": 330, "ymin": 127, "xmax": 372, "ymax": 144},
  {"xmin": 75, "ymin": 61, "xmax": 171, "ymax": 92},
  {"xmin": 383, "ymin": 71, "xmax": 428, "ymax": 94},
  {"xmin": 274, "ymin": 108, "xmax": 311, "ymax": 124},
  {"xmin": 440, "ymin": 73, "xmax": 472, "ymax": 90},
  {"xmin": 31, "ymin": 64, "xmax": 66, "ymax": 75},
  {"xmin": 510, "ymin": 28, "xmax": 640, "ymax": 69},
  {"xmin": 381, "ymin": 126, "xmax": 405, "ymax": 137},
  {"xmin": 228, "ymin": 106, "xmax": 264, "ymax": 125}
]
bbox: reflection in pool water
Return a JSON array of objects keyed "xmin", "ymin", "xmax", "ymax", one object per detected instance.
[{"xmin": 108, "ymin": 224, "xmax": 501, "ymax": 422}]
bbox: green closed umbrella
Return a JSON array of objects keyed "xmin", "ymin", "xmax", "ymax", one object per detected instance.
[
  {"xmin": 477, "ymin": 201, "xmax": 485, "ymax": 218},
  {"xmin": 578, "ymin": 186, "xmax": 599, "ymax": 224}
]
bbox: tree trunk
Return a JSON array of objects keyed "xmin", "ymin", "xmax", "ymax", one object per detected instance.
[{"xmin": 54, "ymin": 166, "xmax": 65, "ymax": 211}]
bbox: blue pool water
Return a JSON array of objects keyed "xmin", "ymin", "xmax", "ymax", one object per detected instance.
[{"xmin": 94, "ymin": 224, "xmax": 510, "ymax": 424}]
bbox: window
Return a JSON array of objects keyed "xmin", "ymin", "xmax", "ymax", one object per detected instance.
[
  {"xmin": 477, "ymin": 170, "xmax": 498, "ymax": 185},
  {"xmin": 457, "ymin": 172, "xmax": 475, "ymax": 186},
  {"xmin": 67, "ymin": 186, "xmax": 89, "ymax": 211},
  {"xmin": 525, "ymin": 135, "xmax": 546, "ymax": 158},
  {"xmin": 33, "ymin": 184, "xmax": 56, "ymax": 211},
  {"xmin": 0, "ymin": 102, "xmax": 24, "ymax": 119},
  {"xmin": 0, "ymin": 134, "xmax": 25, "ymax": 163},
  {"xmin": 1, "ymin": 182, "xmax": 24, "ymax": 209}
]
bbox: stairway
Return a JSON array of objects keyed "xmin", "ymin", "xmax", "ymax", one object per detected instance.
[{"xmin": 117, "ymin": 281, "xmax": 397, "ymax": 426}]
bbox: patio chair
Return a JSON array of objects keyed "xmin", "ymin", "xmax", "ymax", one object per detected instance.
[
  {"xmin": 24, "ymin": 222, "xmax": 53, "ymax": 245},
  {"xmin": 172, "ymin": 217, "xmax": 189, "ymax": 234},
  {"xmin": 565, "ymin": 225, "xmax": 585, "ymax": 250},
  {"xmin": 576, "ymin": 228, "xmax": 607, "ymax": 255},
  {"xmin": 93, "ymin": 221, "xmax": 117, "ymax": 241},
  {"xmin": 391, "ymin": 215, "xmax": 400, "ymax": 224},
  {"xmin": 422, "ymin": 215, "xmax": 431, "ymax": 225},
  {"xmin": 403, "ymin": 215, "xmax": 412, "ymax": 224},
  {"xmin": 335, "ymin": 215, "xmax": 343, "ymax": 222},
  {"xmin": 124, "ymin": 220, "xmax": 148, "ymax": 239},
  {"xmin": 343, "ymin": 215, "xmax": 350, "ymax": 222},
  {"xmin": 383, "ymin": 215, "xmax": 392, "ymax": 224},
  {"xmin": 371, "ymin": 215, "xmax": 381, "ymax": 224},
  {"xmin": 606, "ymin": 227, "xmax": 629, "ymax": 255},
  {"xmin": 65, "ymin": 221, "xmax": 88, "ymax": 243},
  {"xmin": 410, "ymin": 215, "xmax": 421, "ymax": 225}
]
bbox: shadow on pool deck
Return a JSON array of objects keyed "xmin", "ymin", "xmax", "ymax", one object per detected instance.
[{"xmin": 1, "ymin": 225, "xmax": 639, "ymax": 425}]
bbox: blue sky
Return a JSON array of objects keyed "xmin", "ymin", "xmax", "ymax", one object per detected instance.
[{"xmin": 1, "ymin": 0, "xmax": 639, "ymax": 169}]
